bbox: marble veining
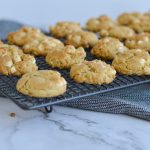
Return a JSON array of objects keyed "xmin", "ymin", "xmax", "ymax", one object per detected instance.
[{"xmin": 0, "ymin": 97, "xmax": 150, "ymax": 150}]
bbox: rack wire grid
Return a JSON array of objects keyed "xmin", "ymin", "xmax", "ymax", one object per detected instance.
[{"xmin": 0, "ymin": 40, "xmax": 150, "ymax": 111}]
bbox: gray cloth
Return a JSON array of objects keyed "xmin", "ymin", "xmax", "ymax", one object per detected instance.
[
  {"xmin": 0, "ymin": 20, "xmax": 150, "ymax": 121},
  {"xmin": 60, "ymin": 84, "xmax": 150, "ymax": 120}
]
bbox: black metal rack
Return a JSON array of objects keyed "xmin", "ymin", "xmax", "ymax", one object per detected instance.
[{"xmin": 0, "ymin": 47, "xmax": 150, "ymax": 113}]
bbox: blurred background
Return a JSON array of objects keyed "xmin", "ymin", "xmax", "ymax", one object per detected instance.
[{"xmin": 0, "ymin": 0, "xmax": 150, "ymax": 27}]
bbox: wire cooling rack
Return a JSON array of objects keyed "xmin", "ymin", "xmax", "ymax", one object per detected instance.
[{"xmin": 0, "ymin": 45, "xmax": 150, "ymax": 112}]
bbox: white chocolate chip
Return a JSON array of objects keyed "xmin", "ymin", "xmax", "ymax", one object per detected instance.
[
  {"xmin": 14, "ymin": 55, "xmax": 21, "ymax": 62},
  {"xmin": 118, "ymin": 46, "xmax": 126, "ymax": 53},
  {"xmin": 59, "ymin": 81, "xmax": 66, "ymax": 86},
  {"xmin": 10, "ymin": 66, "xmax": 16, "ymax": 73},
  {"xmin": 136, "ymin": 49, "xmax": 142, "ymax": 52},
  {"xmin": 138, "ymin": 40, "xmax": 144, "ymax": 44},
  {"xmin": 66, "ymin": 46, "xmax": 75, "ymax": 53},
  {"xmin": 112, "ymin": 70, "xmax": 116, "ymax": 75},
  {"xmin": 139, "ymin": 59, "xmax": 145, "ymax": 65},
  {"xmin": 73, "ymin": 35, "xmax": 81, "ymax": 44},
  {"xmin": 143, "ymin": 37, "xmax": 149, "ymax": 42},
  {"xmin": 32, "ymin": 59, "xmax": 36, "ymax": 64},
  {"xmin": 5, "ymin": 60, "xmax": 13, "ymax": 67}
]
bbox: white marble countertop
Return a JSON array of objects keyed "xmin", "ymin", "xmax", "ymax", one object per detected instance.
[{"xmin": 0, "ymin": 97, "xmax": 150, "ymax": 150}]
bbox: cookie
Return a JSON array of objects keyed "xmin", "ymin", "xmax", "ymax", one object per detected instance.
[
  {"xmin": 129, "ymin": 16, "xmax": 150, "ymax": 33},
  {"xmin": 0, "ymin": 44, "xmax": 38, "ymax": 76},
  {"xmin": 143, "ymin": 12, "xmax": 150, "ymax": 17},
  {"xmin": 16, "ymin": 70, "xmax": 67, "ymax": 98},
  {"xmin": 7, "ymin": 26, "xmax": 45, "ymax": 46},
  {"xmin": 100, "ymin": 26, "xmax": 135, "ymax": 41},
  {"xmin": 91, "ymin": 37, "xmax": 128, "ymax": 60},
  {"xmin": 23, "ymin": 36, "xmax": 64, "ymax": 56},
  {"xmin": 46, "ymin": 45, "xmax": 86, "ymax": 69},
  {"xmin": 65, "ymin": 31, "xmax": 98, "ymax": 48},
  {"xmin": 112, "ymin": 49, "xmax": 150, "ymax": 75},
  {"xmin": 86, "ymin": 15, "xmax": 116, "ymax": 32},
  {"xmin": 50, "ymin": 21, "xmax": 82, "ymax": 38},
  {"xmin": 70, "ymin": 60, "xmax": 116, "ymax": 84},
  {"xmin": 125, "ymin": 33, "xmax": 150, "ymax": 52},
  {"xmin": 117, "ymin": 12, "xmax": 142, "ymax": 25}
]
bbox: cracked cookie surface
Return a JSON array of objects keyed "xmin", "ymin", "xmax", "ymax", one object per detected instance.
[
  {"xmin": 46, "ymin": 45, "xmax": 86, "ymax": 69},
  {"xmin": 125, "ymin": 33, "xmax": 150, "ymax": 52},
  {"xmin": 112, "ymin": 49, "xmax": 150, "ymax": 75},
  {"xmin": 23, "ymin": 36, "xmax": 64, "ymax": 56},
  {"xmin": 16, "ymin": 70, "xmax": 67, "ymax": 98},
  {"xmin": 117, "ymin": 12, "xmax": 142, "ymax": 25},
  {"xmin": 65, "ymin": 31, "xmax": 98, "ymax": 48},
  {"xmin": 129, "ymin": 15, "xmax": 150, "ymax": 33},
  {"xmin": 70, "ymin": 60, "xmax": 116, "ymax": 84},
  {"xmin": 86, "ymin": 15, "xmax": 116, "ymax": 32},
  {"xmin": 0, "ymin": 44, "xmax": 38, "ymax": 76},
  {"xmin": 50, "ymin": 21, "xmax": 82, "ymax": 38},
  {"xmin": 99, "ymin": 26, "xmax": 135, "ymax": 41},
  {"xmin": 7, "ymin": 26, "xmax": 45, "ymax": 46},
  {"xmin": 91, "ymin": 37, "xmax": 128, "ymax": 60}
]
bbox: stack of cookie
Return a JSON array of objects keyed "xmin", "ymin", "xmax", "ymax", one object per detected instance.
[{"xmin": 0, "ymin": 11, "xmax": 149, "ymax": 98}]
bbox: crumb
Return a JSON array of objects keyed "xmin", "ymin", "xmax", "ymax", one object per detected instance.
[{"xmin": 9, "ymin": 112, "xmax": 16, "ymax": 117}]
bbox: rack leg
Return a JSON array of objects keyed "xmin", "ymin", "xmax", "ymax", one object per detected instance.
[{"xmin": 44, "ymin": 106, "xmax": 53, "ymax": 113}]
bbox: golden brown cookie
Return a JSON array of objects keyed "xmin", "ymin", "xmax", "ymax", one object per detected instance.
[
  {"xmin": 91, "ymin": 37, "xmax": 128, "ymax": 60},
  {"xmin": 143, "ymin": 12, "xmax": 150, "ymax": 17},
  {"xmin": 46, "ymin": 45, "xmax": 86, "ymax": 69},
  {"xmin": 86, "ymin": 15, "xmax": 116, "ymax": 32},
  {"xmin": 100, "ymin": 26, "xmax": 135, "ymax": 41},
  {"xmin": 112, "ymin": 49, "xmax": 150, "ymax": 75},
  {"xmin": 65, "ymin": 31, "xmax": 98, "ymax": 48},
  {"xmin": 16, "ymin": 70, "xmax": 67, "ymax": 98},
  {"xmin": 0, "ymin": 44, "xmax": 38, "ymax": 76},
  {"xmin": 7, "ymin": 26, "xmax": 45, "ymax": 46},
  {"xmin": 70, "ymin": 60, "xmax": 116, "ymax": 84},
  {"xmin": 23, "ymin": 36, "xmax": 64, "ymax": 56},
  {"xmin": 117, "ymin": 12, "xmax": 142, "ymax": 25},
  {"xmin": 50, "ymin": 21, "xmax": 82, "ymax": 38},
  {"xmin": 125, "ymin": 33, "xmax": 150, "ymax": 52},
  {"xmin": 129, "ymin": 16, "xmax": 150, "ymax": 33}
]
